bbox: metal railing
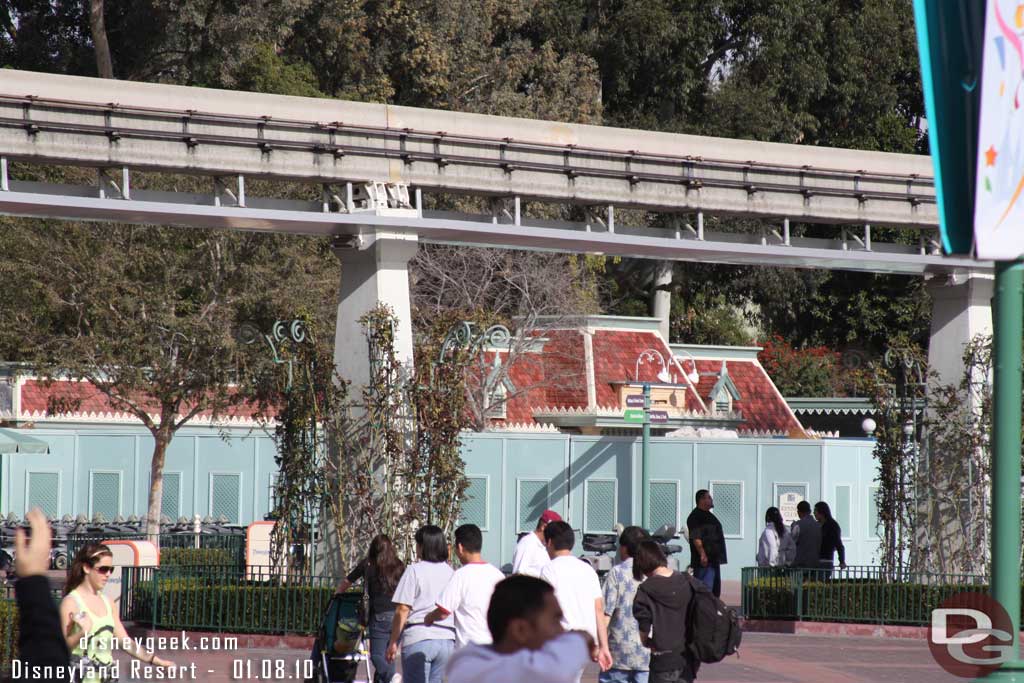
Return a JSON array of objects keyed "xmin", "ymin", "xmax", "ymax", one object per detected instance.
[
  {"xmin": 741, "ymin": 565, "xmax": 986, "ymax": 625},
  {"xmin": 68, "ymin": 533, "xmax": 246, "ymax": 566},
  {"xmin": 121, "ymin": 565, "xmax": 339, "ymax": 635}
]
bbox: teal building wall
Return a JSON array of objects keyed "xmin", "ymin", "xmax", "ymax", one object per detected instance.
[
  {"xmin": 2, "ymin": 426, "xmax": 881, "ymax": 581},
  {"xmin": 461, "ymin": 433, "xmax": 882, "ymax": 581}
]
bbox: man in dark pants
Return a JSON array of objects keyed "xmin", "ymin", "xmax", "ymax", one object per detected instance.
[{"xmin": 686, "ymin": 489, "xmax": 726, "ymax": 598}]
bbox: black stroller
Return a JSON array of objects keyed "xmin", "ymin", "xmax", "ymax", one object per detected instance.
[{"xmin": 309, "ymin": 592, "xmax": 367, "ymax": 683}]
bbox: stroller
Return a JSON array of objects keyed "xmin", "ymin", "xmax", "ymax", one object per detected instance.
[{"xmin": 309, "ymin": 592, "xmax": 367, "ymax": 683}]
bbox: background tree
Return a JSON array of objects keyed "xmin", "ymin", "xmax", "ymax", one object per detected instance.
[
  {"xmin": 411, "ymin": 246, "xmax": 601, "ymax": 429},
  {"xmin": 0, "ymin": 220, "xmax": 337, "ymax": 541},
  {"xmin": 0, "ymin": 0, "xmax": 933, "ymax": 396}
]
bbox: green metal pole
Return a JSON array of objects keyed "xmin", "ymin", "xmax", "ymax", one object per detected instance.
[
  {"xmin": 985, "ymin": 260, "xmax": 1024, "ymax": 681},
  {"xmin": 642, "ymin": 382, "xmax": 651, "ymax": 529}
]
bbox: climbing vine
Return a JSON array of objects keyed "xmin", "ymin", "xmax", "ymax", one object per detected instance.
[
  {"xmin": 263, "ymin": 305, "xmax": 471, "ymax": 572},
  {"xmin": 249, "ymin": 319, "xmax": 342, "ymax": 575},
  {"xmin": 871, "ymin": 338, "xmax": 993, "ymax": 577}
]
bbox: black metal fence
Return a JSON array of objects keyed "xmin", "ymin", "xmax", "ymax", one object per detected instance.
[
  {"xmin": 120, "ymin": 565, "xmax": 339, "ymax": 635},
  {"xmin": 741, "ymin": 565, "xmax": 986, "ymax": 625}
]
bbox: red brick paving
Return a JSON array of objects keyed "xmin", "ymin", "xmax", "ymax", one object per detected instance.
[{"xmin": 109, "ymin": 632, "xmax": 960, "ymax": 682}]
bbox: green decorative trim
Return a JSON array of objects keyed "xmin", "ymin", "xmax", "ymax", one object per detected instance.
[{"xmin": 786, "ymin": 397, "xmax": 875, "ymax": 415}]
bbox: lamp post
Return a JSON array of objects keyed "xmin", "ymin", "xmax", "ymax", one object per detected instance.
[{"xmin": 635, "ymin": 349, "xmax": 672, "ymax": 529}]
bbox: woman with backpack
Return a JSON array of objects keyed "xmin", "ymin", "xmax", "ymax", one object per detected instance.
[
  {"xmin": 631, "ymin": 539, "xmax": 700, "ymax": 683},
  {"xmin": 336, "ymin": 534, "xmax": 406, "ymax": 683},
  {"xmin": 756, "ymin": 507, "xmax": 796, "ymax": 568}
]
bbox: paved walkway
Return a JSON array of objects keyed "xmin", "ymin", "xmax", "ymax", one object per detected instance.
[{"xmin": 106, "ymin": 632, "xmax": 959, "ymax": 682}]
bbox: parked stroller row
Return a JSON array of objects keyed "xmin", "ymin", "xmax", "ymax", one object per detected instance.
[{"xmin": 0, "ymin": 512, "xmax": 245, "ymax": 578}]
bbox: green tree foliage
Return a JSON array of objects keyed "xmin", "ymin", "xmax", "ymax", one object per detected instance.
[
  {"xmin": 0, "ymin": 219, "xmax": 337, "ymax": 539},
  {"xmin": 0, "ymin": 0, "xmax": 932, "ymax": 398}
]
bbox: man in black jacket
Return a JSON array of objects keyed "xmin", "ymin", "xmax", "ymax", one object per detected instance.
[
  {"xmin": 10, "ymin": 507, "xmax": 69, "ymax": 683},
  {"xmin": 686, "ymin": 489, "xmax": 726, "ymax": 598},
  {"xmin": 632, "ymin": 540, "xmax": 698, "ymax": 683}
]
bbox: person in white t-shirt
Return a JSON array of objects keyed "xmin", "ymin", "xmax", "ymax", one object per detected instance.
[
  {"xmin": 538, "ymin": 521, "xmax": 612, "ymax": 672},
  {"xmin": 447, "ymin": 574, "xmax": 598, "ymax": 683},
  {"xmin": 386, "ymin": 525, "xmax": 456, "ymax": 683},
  {"xmin": 424, "ymin": 523, "xmax": 505, "ymax": 647},
  {"xmin": 512, "ymin": 509, "xmax": 562, "ymax": 577}
]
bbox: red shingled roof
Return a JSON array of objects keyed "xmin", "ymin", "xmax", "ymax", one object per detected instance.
[
  {"xmin": 17, "ymin": 379, "xmax": 267, "ymax": 422},
  {"xmin": 495, "ymin": 324, "xmax": 803, "ymax": 434},
  {"xmin": 692, "ymin": 359, "xmax": 803, "ymax": 434},
  {"xmin": 591, "ymin": 330, "xmax": 703, "ymax": 410}
]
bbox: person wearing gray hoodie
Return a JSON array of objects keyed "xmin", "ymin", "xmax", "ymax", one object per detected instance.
[
  {"xmin": 632, "ymin": 540, "xmax": 699, "ymax": 683},
  {"xmin": 447, "ymin": 575, "xmax": 597, "ymax": 683}
]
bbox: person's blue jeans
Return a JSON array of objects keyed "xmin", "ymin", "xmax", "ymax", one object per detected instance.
[
  {"xmin": 401, "ymin": 638, "xmax": 454, "ymax": 683},
  {"xmin": 368, "ymin": 611, "xmax": 396, "ymax": 683},
  {"xmin": 693, "ymin": 563, "xmax": 721, "ymax": 598},
  {"xmin": 599, "ymin": 669, "xmax": 650, "ymax": 683}
]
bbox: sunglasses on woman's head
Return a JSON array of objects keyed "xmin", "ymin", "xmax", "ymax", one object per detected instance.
[{"xmin": 93, "ymin": 565, "xmax": 114, "ymax": 575}]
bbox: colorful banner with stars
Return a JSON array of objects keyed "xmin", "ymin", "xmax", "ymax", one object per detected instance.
[{"xmin": 975, "ymin": 1, "xmax": 1024, "ymax": 259}]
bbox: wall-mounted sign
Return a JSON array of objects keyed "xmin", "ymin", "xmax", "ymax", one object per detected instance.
[{"xmin": 779, "ymin": 492, "xmax": 804, "ymax": 526}]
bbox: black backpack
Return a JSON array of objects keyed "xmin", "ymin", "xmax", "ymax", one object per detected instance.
[{"xmin": 685, "ymin": 575, "xmax": 742, "ymax": 663}]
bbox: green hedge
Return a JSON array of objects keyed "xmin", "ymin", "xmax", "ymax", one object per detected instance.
[
  {"xmin": 744, "ymin": 578, "xmax": 991, "ymax": 625},
  {"xmin": 0, "ymin": 599, "xmax": 18, "ymax": 670},
  {"xmin": 161, "ymin": 547, "xmax": 234, "ymax": 566},
  {"xmin": 131, "ymin": 582, "xmax": 334, "ymax": 635}
]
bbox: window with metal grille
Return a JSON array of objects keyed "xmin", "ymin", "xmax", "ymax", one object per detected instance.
[
  {"xmin": 26, "ymin": 472, "xmax": 59, "ymax": 518},
  {"xmin": 210, "ymin": 473, "xmax": 241, "ymax": 523},
  {"xmin": 650, "ymin": 481, "xmax": 679, "ymax": 531},
  {"xmin": 710, "ymin": 481, "xmax": 743, "ymax": 537},
  {"xmin": 459, "ymin": 477, "xmax": 489, "ymax": 529},
  {"xmin": 584, "ymin": 480, "xmax": 616, "ymax": 532},
  {"xmin": 517, "ymin": 479, "xmax": 549, "ymax": 532},
  {"xmin": 90, "ymin": 472, "xmax": 121, "ymax": 520},
  {"xmin": 868, "ymin": 486, "xmax": 881, "ymax": 538},
  {"xmin": 834, "ymin": 485, "xmax": 852, "ymax": 539},
  {"xmin": 162, "ymin": 472, "xmax": 181, "ymax": 521}
]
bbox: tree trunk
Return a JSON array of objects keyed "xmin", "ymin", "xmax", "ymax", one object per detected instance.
[
  {"xmin": 89, "ymin": 0, "xmax": 114, "ymax": 79},
  {"xmin": 145, "ymin": 427, "xmax": 171, "ymax": 546}
]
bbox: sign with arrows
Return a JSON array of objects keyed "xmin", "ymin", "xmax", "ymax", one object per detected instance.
[
  {"xmin": 649, "ymin": 410, "xmax": 669, "ymax": 424},
  {"xmin": 625, "ymin": 395, "xmax": 646, "ymax": 407}
]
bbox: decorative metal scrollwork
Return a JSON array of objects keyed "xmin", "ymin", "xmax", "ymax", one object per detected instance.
[
  {"xmin": 438, "ymin": 321, "xmax": 512, "ymax": 363},
  {"xmin": 238, "ymin": 319, "xmax": 311, "ymax": 390}
]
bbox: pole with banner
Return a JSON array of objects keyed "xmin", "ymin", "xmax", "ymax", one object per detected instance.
[{"xmin": 915, "ymin": 1, "xmax": 1024, "ymax": 678}]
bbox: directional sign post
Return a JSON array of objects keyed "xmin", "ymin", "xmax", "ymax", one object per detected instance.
[
  {"xmin": 626, "ymin": 395, "xmax": 646, "ymax": 408},
  {"xmin": 641, "ymin": 383, "xmax": 652, "ymax": 529},
  {"xmin": 649, "ymin": 410, "xmax": 669, "ymax": 424}
]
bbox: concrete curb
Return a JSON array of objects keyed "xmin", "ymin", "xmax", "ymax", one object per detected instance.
[{"xmin": 740, "ymin": 618, "xmax": 932, "ymax": 640}]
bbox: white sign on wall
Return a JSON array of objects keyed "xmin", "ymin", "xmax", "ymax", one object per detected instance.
[
  {"xmin": 779, "ymin": 492, "xmax": 804, "ymax": 526},
  {"xmin": 974, "ymin": 0, "xmax": 1024, "ymax": 259}
]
